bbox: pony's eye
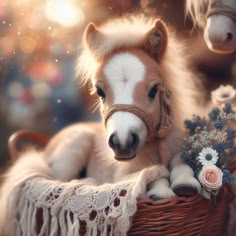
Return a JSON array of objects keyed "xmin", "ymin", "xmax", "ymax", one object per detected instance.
[
  {"xmin": 96, "ymin": 86, "xmax": 106, "ymax": 100},
  {"xmin": 148, "ymin": 84, "xmax": 159, "ymax": 101}
]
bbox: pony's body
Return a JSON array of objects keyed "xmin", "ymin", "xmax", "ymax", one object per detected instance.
[
  {"xmin": 186, "ymin": 0, "xmax": 236, "ymax": 53},
  {"xmin": 45, "ymin": 15, "xmax": 202, "ymax": 199},
  {"xmin": 45, "ymin": 122, "xmax": 182, "ymax": 185}
]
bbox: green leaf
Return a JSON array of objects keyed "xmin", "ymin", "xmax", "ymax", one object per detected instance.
[{"xmin": 201, "ymin": 189, "xmax": 211, "ymax": 199}]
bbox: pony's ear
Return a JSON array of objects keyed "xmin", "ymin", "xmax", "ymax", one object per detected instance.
[
  {"xmin": 84, "ymin": 22, "xmax": 104, "ymax": 55},
  {"xmin": 144, "ymin": 19, "xmax": 168, "ymax": 61}
]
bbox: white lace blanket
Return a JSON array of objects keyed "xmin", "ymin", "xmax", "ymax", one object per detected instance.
[{"xmin": 0, "ymin": 150, "xmax": 167, "ymax": 236}]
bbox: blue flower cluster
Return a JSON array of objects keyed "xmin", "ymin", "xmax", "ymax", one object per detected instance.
[{"xmin": 184, "ymin": 115, "xmax": 207, "ymax": 134}]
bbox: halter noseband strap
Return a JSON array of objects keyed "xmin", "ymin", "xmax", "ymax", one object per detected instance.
[
  {"xmin": 104, "ymin": 85, "xmax": 173, "ymax": 142},
  {"xmin": 105, "ymin": 104, "xmax": 153, "ymax": 136},
  {"xmin": 207, "ymin": 2, "xmax": 236, "ymax": 21}
]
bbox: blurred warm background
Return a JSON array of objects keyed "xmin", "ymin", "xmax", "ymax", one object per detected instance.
[{"xmin": 0, "ymin": 0, "xmax": 235, "ymax": 171}]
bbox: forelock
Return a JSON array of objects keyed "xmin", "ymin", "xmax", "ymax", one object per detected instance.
[
  {"xmin": 76, "ymin": 15, "xmax": 155, "ymax": 85},
  {"xmin": 185, "ymin": 0, "xmax": 211, "ymax": 27}
]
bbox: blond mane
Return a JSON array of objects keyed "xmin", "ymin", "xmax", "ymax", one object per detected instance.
[
  {"xmin": 77, "ymin": 15, "xmax": 204, "ymax": 127},
  {"xmin": 185, "ymin": 0, "xmax": 212, "ymax": 28}
]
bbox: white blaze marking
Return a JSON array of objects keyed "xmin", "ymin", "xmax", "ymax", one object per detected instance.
[
  {"xmin": 103, "ymin": 53, "xmax": 147, "ymax": 147},
  {"xmin": 103, "ymin": 52, "xmax": 145, "ymax": 104}
]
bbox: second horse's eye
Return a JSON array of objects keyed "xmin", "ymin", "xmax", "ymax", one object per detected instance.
[
  {"xmin": 148, "ymin": 84, "xmax": 159, "ymax": 101},
  {"xmin": 96, "ymin": 86, "xmax": 106, "ymax": 100}
]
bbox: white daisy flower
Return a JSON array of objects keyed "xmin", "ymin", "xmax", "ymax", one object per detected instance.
[
  {"xmin": 197, "ymin": 147, "xmax": 219, "ymax": 166},
  {"xmin": 211, "ymin": 85, "xmax": 236, "ymax": 107}
]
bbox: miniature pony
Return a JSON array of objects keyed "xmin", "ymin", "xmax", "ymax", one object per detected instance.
[
  {"xmin": 45, "ymin": 15, "xmax": 202, "ymax": 199},
  {"xmin": 186, "ymin": 0, "xmax": 236, "ymax": 53}
]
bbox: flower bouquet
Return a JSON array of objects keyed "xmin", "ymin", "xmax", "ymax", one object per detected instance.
[{"xmin": 181, "ymin": 103, "xmax": 236, "ymax": 199}]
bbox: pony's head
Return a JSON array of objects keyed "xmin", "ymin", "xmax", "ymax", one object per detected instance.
[
  {"xmin": 77, "ymin": 16, "xmax": 201, "ymax": 161},
  {"xmin": 186, "ymin": 0, "xmax": 236, "ymax": 53},
  {"xmin": 84, "ymin": 20, "xmax": 172, "ymax": 160}
]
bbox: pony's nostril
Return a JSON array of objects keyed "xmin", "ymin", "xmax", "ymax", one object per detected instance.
[
  {"xmin": 127, "ymin": 132, "xmax": 139, "ymax": 150},
  {"xmin": 108, "ymin": 133, "xmax": 121, "ymax": 150},
  {"xmin": 108, "ymin": 133, "xmax": 115, "ymax": 149},
  {"xmin": 225, "ymin": 32, "xmax": 233, "ymax": 43}
]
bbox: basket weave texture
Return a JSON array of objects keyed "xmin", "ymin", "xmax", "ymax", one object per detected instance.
[
  {"xmin": 129, "ymin": 190, "xmax": 230, "ymax": 236},
  {"xmin": 76, "ymin": 188, "xmax": 231, "ymax": 236},
  {"xmin": 8, "ymin": 131, "xmax": 234, "ymax": 236}
]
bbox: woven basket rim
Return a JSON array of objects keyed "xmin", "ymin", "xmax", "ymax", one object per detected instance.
[{"xmin": 138, "ymin": 184, "xmax": 233, "ymax": 205}]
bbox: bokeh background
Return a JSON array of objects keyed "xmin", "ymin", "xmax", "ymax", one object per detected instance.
[{"xmin": 0, "ymin": 0, "xmax": 236, "ymax": 172}]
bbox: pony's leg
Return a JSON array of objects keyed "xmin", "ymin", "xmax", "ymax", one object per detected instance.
[
  {"xmin": 170, "ymin": 154, "xmax": 201, "ymax": 196},
  {"xmin": 117, "ymin": 165, "xmax": 174, "ymax": 199},
  {"xmin": 147, "ymin": 177, "xmax": 176, "ymax": 200},
  {"xmin": 45, "ymin": 124, "xmax": 97, "ymax": 182}
]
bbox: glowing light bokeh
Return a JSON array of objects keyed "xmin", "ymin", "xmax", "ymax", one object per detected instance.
[
  {"xmin": 45, "ymin": 0, "xmax": 84, "ymax": 27},
  {"xmin": 19, "ymin": 36, "xmax": 36, "ymax": 54}
]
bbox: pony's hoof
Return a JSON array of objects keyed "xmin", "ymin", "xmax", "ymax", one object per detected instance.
[
  {"xmin": 147, "ymin": 188, "xmax": 176, "ymax": 200},
  {"xmin": 171, "ymin": 176, "xmax": 201, "ymax": 197},
  {"xmin": 172, "ymin": 185, "xmax": 198, "ymax": 197},
  {"xmin": 149, "ymin": 194, "xmax": 162, "ymax": 201}
]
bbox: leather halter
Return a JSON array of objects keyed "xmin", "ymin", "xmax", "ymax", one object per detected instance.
[
  {"xmin": 207, "ymin": 2, "xmax": 236, "ymax": 21},
  {"xmin": 104, "ymin": 84, "xmax": 173, "ymax": 142}
]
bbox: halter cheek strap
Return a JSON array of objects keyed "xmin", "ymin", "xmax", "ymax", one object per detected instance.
[
  {"xmin": 104, "ymin": 85, "xmax": 173, "ymax": 142},
  {"xmin": 157, "ymin": 85, "xmax": 173, "ymax": 139},
  {"xmin": 207, "ymin": 2, "xmax": 236, "ymax": 21}
]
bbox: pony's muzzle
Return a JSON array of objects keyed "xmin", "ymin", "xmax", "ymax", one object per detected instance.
[
  {"xmin": 108, "ymin": 131, "xmax": 139, "ymax": 160},
  {"xmin": 205, "ymin": 15, "xmax": 236, "ymax": 53},
  {"xmin": 207, "ymin": 28, "xmax": 234, "ymax": 45}
]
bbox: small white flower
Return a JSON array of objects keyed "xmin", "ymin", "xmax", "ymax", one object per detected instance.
[
  {"xmin": 197, "ymin": 147, "xmax": 219, "ymax": 166},
  {"xmin": 211, "ymin": 85, "xmax": 236, "ymax": 107}
]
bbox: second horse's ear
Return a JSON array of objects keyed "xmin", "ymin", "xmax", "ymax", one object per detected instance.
[{"xmin": 144, "ymin": 19, "xmax": 168, "ymax": 61}]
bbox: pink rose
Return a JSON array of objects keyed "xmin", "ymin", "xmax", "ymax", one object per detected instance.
[{"xmin": 198, "ymin": 164, "xmax": 223, "ymax": 191}]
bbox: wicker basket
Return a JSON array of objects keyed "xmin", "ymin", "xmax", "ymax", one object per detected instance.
[{"xmin": 8, "ymin": 130, "xmax": 235, "ymax": 236}]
